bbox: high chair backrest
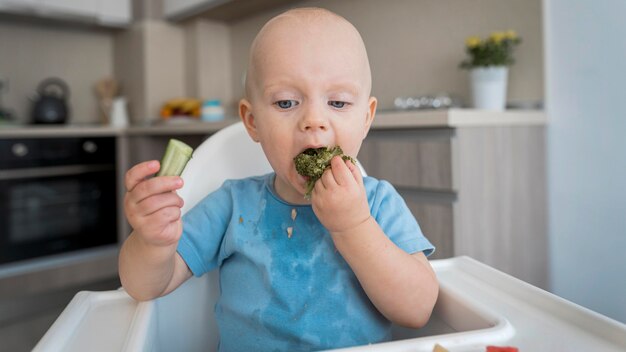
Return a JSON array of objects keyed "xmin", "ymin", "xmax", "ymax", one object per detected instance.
[
  {"xmin": 178, "ymin": 121, "xmax": 366, "ymax": 214},
  {"xmin": 178, "ymin": 122, "xmax": 273, "ymax": 215}
]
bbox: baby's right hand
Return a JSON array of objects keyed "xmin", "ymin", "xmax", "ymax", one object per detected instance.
[{"xmin": 124, "ymin": 160, "xmax": 185, "ymax": 247}]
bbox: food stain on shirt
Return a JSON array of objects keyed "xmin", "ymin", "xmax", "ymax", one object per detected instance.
[
  {"xmin": 239, "ymin": 215, "xmax": 244, "ymax": 224},
  {"xmin": 284, "ymin": 208, "xmax": 297, "ymax": 239}
]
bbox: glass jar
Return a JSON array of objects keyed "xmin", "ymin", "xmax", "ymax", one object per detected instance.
[{"xmin": 201, "ymin": 99, "xmax": 224, "ymax": 122}]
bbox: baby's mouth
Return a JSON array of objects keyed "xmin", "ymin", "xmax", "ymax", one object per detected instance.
[
  {"xmin": 293, "ymin": 146, "xmax": 354, "ymax": 199},
  {"xmin": 293, "ymin": 147, "xmax": 331, "ymax": 176},
  {"xmin": 295, "ymin": 145, "xmax": 326, "ymax": 158}
]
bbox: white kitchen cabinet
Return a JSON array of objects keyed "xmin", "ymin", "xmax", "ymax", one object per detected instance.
[
  {"xmin": 97, "ymin": 0, "xmax": 131, "ymax": 27},
  {"xmin": 39, "ymin": 0, "xmax": 98, "ymax": 20},
  {"xmin": 163, "ymin": 0, "xmax": 294, "ymax": 21},
  {"xmin": 0, "ymin": 0, "xmax": 131, "ymax": 27},
  {"xmin": 164, "ymin": 0, "xmax": 223, "ymax": 20},
  {"xmin": 0, "ymin": 0, "xmax": 38, "ymax": 12}
]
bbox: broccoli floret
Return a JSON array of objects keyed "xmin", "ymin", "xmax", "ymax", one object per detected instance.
[{"xmin": 294, "ymin": 146, "xmax": 356, "ymax": 199}]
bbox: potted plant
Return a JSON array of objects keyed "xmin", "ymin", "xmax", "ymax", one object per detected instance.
[{"xmin": 460, "ymin": 30, "xmax": 521, "ymax": 110}]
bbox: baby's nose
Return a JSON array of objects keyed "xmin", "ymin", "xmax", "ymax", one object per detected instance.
[{"xmin": 300, "ymin": 105, "xmax": 329, "ymax": 131}]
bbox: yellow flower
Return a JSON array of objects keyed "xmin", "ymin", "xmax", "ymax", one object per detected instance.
[
  {"xmin": 505, "ymin": 30, "xmax": 518, "ymax": 40},
  {"xmin": 465, "ymin": 36, "xmax": 482, "ymax": 48},
  {"xmin": 489, "ymin": 31, "xmax": 506, "ymax": 43},
  {"xmin": 460, "ymin": 29, "xmax": 521, "ymax": 69}
]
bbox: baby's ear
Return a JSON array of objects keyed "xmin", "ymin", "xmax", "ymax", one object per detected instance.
[
  {"xmin": 363, "ymin": 96, "xmax": 377, "ymax": 139},
  {"xmin": 239, "ymin": 98, "xmax": 259, "ymax": 142}
]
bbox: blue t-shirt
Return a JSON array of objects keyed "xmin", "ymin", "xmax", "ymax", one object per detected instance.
[{"xmin": 177, "ymin": 173, "xmax": 434, "ymax": 352}]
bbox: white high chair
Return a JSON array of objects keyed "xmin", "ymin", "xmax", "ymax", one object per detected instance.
[
  {"xmin": 32, "ymin": 122, "xmax": 510, "ymax": 352},
  {"xmin": 36, "ymin": 122, "xmax": 626, "ymax": 351}
]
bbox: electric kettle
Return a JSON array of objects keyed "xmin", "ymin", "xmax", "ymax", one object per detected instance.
[{"xmin": 31, "ymin": 77, "xmax": 70, "ymax": 124}]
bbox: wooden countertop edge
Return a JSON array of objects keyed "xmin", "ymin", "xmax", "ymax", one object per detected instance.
[
  {"xmin": 372, "ymin": 109, "xmax": 547, "ymax": 129},
  {"xmin": 0, "ymin": 110, "xmax": 547, "ymax": 137}
]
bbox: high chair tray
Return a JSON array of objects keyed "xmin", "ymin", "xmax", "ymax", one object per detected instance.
[{"xmin": 34, "ymin": 256, "xmax": 626, "ymax": 352}]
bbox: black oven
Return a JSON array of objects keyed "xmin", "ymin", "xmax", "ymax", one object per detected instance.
[{"xmin": 0, "ymin": 137, "xmax": 118, "ymax": 265}]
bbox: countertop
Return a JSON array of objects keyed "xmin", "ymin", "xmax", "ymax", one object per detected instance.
[{"xmin": 0, "ymin": 109, "xmax": 547, "ymax": 138}]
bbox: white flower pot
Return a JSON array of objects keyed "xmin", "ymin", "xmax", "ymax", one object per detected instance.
[{"xmin": 469, "ymin": 66, "xmax": 508, "ymax": 110}]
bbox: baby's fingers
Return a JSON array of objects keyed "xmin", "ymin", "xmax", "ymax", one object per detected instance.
[
  {"xmin": 346, "ymin": 159, "xmax": 363, "ymax": 186},
  {"xmin": 330, "ymin": 156, "xmax": 353, "ymax": 186},
  {"xmin": 137, "ymin": 192, "xmax": 184, "ymax": 217},
  {"xmin": 129, "ymin": 176, "xmax": 184, "ymax": 204},
  {"xmin": 135, "ymin": 207, "xmax": 183, "ymax": 245},
  {"xmin": 125, "ymin": 160, "xmax": 160, "ymax": 192}
]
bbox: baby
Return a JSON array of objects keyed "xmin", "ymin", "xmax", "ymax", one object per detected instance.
[{"xmin": 119, "ymin": 7, "xmax": 438, "ymax": 351}]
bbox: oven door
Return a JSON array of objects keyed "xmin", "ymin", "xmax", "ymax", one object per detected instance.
[{"xmin": 0, "ymin": 168, "xmax": 118, "ymax": 264}]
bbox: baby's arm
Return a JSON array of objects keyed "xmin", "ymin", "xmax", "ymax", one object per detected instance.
[
  {"xmin": 118, "ymin": 160, "xmax": 192, "ymax": 301},
  {"xmin": 311, "ymin": 157, "xmax": 439, "ymax": 328}
]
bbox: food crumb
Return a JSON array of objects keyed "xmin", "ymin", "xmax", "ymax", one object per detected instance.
[
  {"xmin": 287, "ymin": 227, "xmax": 293, "ymax": 238},
  {"xmin": 239, "ymin": 216, "xmax": 243, "ymax": 224},
  {"xmin": 291, "ymin": 208, "xmax": 297, "ymax": 221},
  {"xmin": 432, "ymin": 343, "xmax": 449, "ymax": 352}
]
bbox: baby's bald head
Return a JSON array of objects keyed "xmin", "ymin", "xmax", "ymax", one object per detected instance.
[{"xmin": 244, "ymin": 8, "xmax": 372, "ymax": 101}]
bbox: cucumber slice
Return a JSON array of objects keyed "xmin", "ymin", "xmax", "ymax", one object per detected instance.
[{"xmin": 157, "ymin": 139, "xmax": 194, "ymax": 177}]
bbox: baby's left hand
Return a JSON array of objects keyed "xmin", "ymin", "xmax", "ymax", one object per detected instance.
[{"xmin": 311, "ymin": 156, "xmax": 371, "ymax": 233}]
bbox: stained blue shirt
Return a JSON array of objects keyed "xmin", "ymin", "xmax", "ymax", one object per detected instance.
[{"xmin": 177, "ymin": 173, "xmax": 434, "ymax": 351}]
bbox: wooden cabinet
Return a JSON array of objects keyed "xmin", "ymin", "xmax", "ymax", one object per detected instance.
[
  {"xmin": 359, "ymin": 122, "xmax": 548, "ymax": 288},
  {"xmin": 359, "ymin": 128, "xmax": 457, "ymax": 261},
  {"xmin": 359, "ymin": 129, "xmax": 454, "ymax": 191},
  {"xmin": 402, "ymin": 192, "xmax": 455, "ymax": 261}
]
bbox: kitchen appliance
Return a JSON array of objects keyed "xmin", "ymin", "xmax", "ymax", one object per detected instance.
[
  {"xmin": 0, "ymin": 137, "xmax": 117, "ymax": 264},
  {"xmin": 31, "ymin": 77, "xmax": 70, "ymax": 124}
]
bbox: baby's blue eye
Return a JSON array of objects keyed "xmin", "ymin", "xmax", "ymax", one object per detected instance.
[
  {"xmin": 329, "ymin": 101, "xmax": 347, "ymax": 108},
  {"xmin": 275, "ymin": 100, "xmax": 298, "ymax": 109}
]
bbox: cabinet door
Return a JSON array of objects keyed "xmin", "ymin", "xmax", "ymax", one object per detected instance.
[
  {"xmin": 401, "ymin": 191, "xmax": 454, "ymax": 260},
  {"xmin": 359, "ymin": 129, "xmax": 455, "ymax": 192},
  {"xmin": 453, "ymin": 126, "xmax": 548, "ymax": 288}
]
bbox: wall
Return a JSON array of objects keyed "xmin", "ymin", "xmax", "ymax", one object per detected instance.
[
  {"xmin": 545, "ymin": 0, "xmax": 626, "ymax": 323},
  {"xmin": 0, "ymin": 0, "xmax": 544, "ymax": 125},
  {"xmin": 228, "ymin": 0, "xmax": 543, "ymax": 110},
  {"xmin": 0, "ymin": 19, "xmax": 114, "ymax": 125}
]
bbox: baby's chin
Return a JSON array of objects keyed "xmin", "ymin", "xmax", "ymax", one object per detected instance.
[{"xmin": 274, "ymin": 171, "xmax": 308, "ymax": 198}]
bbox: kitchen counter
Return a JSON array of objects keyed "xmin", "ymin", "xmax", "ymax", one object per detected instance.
[
  {"xmin": 373, "ymin": 108, "xmax": 546, "ymax": 129},
  {"xmin": 0, "ymin": 109, "xmax": 547, "ymax": 138},
  {"xmin": 0, "ymin": 109, "xmax": 547, "ymax": 308}
]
